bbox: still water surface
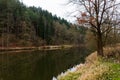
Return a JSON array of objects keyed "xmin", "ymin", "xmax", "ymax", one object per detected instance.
[{"xmin": 0, "ymin": 47, "xmax": 89, "ymax": 80}]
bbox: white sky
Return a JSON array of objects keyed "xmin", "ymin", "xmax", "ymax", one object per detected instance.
[
  {"xmin": 21, "ymin": 0, "xmax": 76, "ymax": 23},
  {"xmin": 21, "ymin": 0, "xmax": 120, "ymax": 23}
]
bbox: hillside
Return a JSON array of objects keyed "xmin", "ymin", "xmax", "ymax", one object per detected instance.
[{"xmin": 0, "ymin": 0, "xmax": 87, "ymax": 47}]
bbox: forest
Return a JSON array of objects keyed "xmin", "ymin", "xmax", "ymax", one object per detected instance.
[
  {"xmin": 0, "ymin": 0, "xmax": 119, "ymax": 51},
  {"xmin": 0, "ymin": 0, "xmax": 120, "ymax": 79},
  {"xmin": 0, "ymin": 0, "xmax": 87, "ymax": 47}
]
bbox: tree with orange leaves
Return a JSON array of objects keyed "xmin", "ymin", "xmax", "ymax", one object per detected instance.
[{"xmin": 69, "ymin": 0, "xmax": 120, "ymax": 56}]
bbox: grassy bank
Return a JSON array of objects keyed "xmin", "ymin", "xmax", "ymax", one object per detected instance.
[{"xmin": 57, "ymin": 45, "xmax": 120, "ymax": 80}]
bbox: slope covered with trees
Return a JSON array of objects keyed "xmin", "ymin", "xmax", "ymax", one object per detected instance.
[{"xmin": 0, "ymin": 0, "xmax": 87, "ymax": 47}]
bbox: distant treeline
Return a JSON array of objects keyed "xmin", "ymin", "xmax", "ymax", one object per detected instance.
[{"xmin": 0, "ymin": 0, "xmax": 87, "ymax": 47}]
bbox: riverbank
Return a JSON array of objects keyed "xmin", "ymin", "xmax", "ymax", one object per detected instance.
[
  {"xmin": 57, "ymin": 45, "xmax": 120, "ymax": 80},
  {"xmin": 0, "ymin": 45, "xmax": 74, "ymax": 52}
]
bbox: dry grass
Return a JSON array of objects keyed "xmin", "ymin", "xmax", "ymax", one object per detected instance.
[
  {"xmin": 103, "ymin": 45, "xmax": 120, "ymax": 62},
  {"xmin": 57, "ymin": 44, "xmax": 120, "ymax": 80},
  {"xmin": 76, "ymin": 51, "xmax": 107, "ymax": 80},
  {"xmin": 78, "ymin": 63, "xmax": 109, "ymax": 80}
]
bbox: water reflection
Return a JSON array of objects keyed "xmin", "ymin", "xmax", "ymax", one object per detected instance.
[{"xmin": 0, "ymin": 47, "xmax": 89, "ymax": 80}]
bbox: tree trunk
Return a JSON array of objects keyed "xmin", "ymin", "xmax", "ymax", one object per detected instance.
[{"xmin": 97, "ymin": 30, "xmax": 104, "ymax": 56}]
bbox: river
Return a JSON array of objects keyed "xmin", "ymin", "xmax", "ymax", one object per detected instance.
[{"xmin": 0, "ymin": 47, "xmax": 89, "ymax": 80}]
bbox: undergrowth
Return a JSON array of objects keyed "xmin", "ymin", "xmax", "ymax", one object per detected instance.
[
  {"xmin": 57, "ymin": 45, "xmax": 120, "ymax": 80},
  {"xmin": 57, "ymin": 71, "xmax": 81, "ymax": 80},
  {"xmin": 98, "ymin": 61, "xmax": 120, "ymax": 80}
]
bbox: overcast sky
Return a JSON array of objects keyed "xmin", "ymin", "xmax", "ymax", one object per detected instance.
[{"xmin": 21, "ymin": 0, "xmax": 76, "ymax": 22}]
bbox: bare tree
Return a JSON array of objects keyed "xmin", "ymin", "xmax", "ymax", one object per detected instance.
[{"xmin": 69, "ymin": 0, "xmax": 120, "ymax": 56}]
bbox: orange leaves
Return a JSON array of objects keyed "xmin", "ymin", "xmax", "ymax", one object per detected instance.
[
  {"xmin": 81, "ymin": 12, "xmax": 87, "ymax": 17},
  {"xmin": 77, "ymin": 12, "xmax": 96, "ymax": 24},
  {"xmin": 89, "ymin": 16, "xmax": 95, "ymax": 22},
  {"xmin": 77, "ymin": 16, "xmax": 95, "ymax": 24},
  {"xmin": 77, "ymin": 18, "xmax": 88, "ymax": 24},
  {"xmin": 76, "ymin": 12, "xmax": 88, "ymax": 24}
]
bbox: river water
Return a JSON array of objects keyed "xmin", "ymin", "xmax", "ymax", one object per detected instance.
[{"xmin": 0, "ymin": 47, "xmax": 89, "ymax": 80}]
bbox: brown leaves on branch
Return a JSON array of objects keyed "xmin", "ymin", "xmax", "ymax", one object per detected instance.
[
  {"xmin": 77, "ymin": 18, "xmax": 88, "ymax": 24},
  {"xmin": 77, "ymin": 12, "xmax": 95, "ymax": 24},
  {"xmin": 81, "ymin": 12, "xmax": 87, "ymax": 17}
]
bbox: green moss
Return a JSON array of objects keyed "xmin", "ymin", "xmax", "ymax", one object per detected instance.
[
  {"xmin": 58, "ymin": 71, "xmax": 81, "ymax": 80},
  {"xmin": 97, "ymin": 62, "xmax": 120, "ymax": 80}
]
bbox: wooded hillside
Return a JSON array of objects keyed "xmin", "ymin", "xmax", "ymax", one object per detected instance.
[{"xmin": 0, "ymin": 0, "xmax": 87, "ymax": 47}]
